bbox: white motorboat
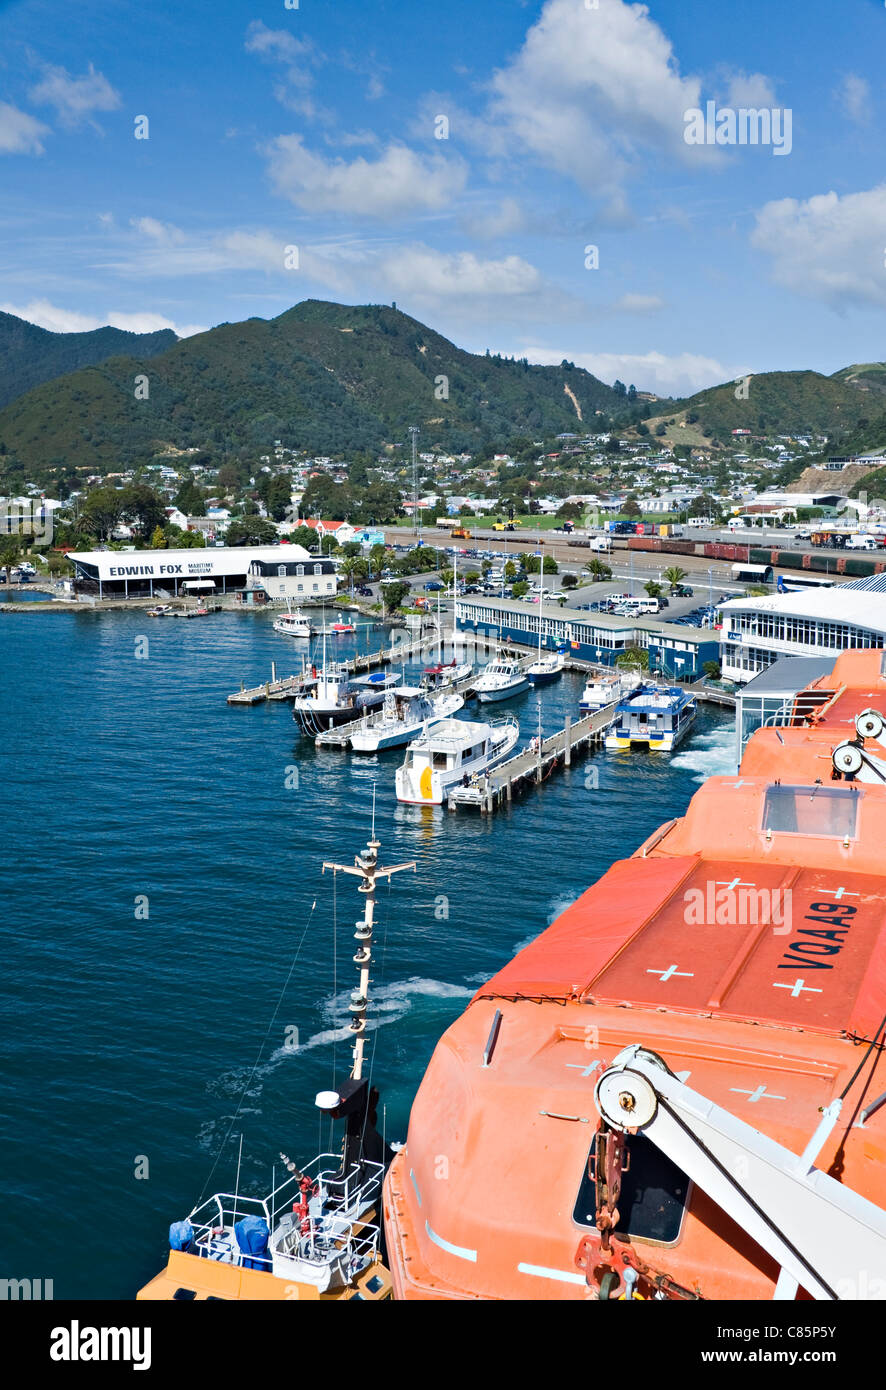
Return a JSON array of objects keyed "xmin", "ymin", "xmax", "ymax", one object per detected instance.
[
  {"xmin": 604, "ymin": 682, "xmax": 697, "ymax": 752},
  {"xmin": 395, "ymin": 716, "xmax": 520, "ymax": 804},
  {"xmin": 273, "ymin": 610, "xmax": 315, "ymax": 639},
  {"xmin": 525, "ymin": 578, "xmax": 566, "ymax": 685},
  {"xmin": 349, "ymin": 687, "xmax": 465, "ymax": 753},
  {"xmin": 579, "ymin": 669, "xmax": 641, "ymax": 712},
  {"xmin": 473, "ymin": 657, "xmax": 531, "ymax": 704}
]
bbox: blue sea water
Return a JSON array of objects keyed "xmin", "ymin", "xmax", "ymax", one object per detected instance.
[{"xmin": 0, "ymin": 606, "xmax": 734, "ymax": 1297}]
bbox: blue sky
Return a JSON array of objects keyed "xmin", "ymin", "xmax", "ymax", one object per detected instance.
[{"xmin": 1, "ymin": 0, "xmax": 884, "ymax": 396}]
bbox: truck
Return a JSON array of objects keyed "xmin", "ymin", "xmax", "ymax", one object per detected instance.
[
  {"xmin": 846, "ymin": 534, "xmax": 881, "ymax": 551},
  {"xmin": 450, "ymin": 526, "xmax": 472, "ymax": 539}
]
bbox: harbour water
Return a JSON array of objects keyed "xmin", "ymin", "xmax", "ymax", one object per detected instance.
[{"xmin": 0, "ymin": 607, "xmax": 733, "ymax": 1296}]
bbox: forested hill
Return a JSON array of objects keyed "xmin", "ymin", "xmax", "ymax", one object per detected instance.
[
  {"xmin": 0, "ymin": 299, "xmax": 629, "ymax": 472},
  {"xmin": 0, "ymin": 311, "xmax": 177, "ymax": 411}
]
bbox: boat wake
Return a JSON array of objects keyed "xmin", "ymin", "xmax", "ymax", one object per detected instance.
[
  {"xmin": 271, "ymin": 976, "xmax": 474, "ymax": 1060},
  {"xmin": 671, "ymin": 723, "xmax": 737, "ymax": 783}
]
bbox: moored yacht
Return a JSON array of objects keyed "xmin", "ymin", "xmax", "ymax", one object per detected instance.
[
  {"xmin": 604, "ymin": 682, "xmax": 696, "ymax": 752},
  {"xmin": 473, "ymin": 657, "xmax": 530, "ymax": 704},
  {"xmin": 395, "ymin": 716, "xmax": 519, "ymax": 804},
  {"xmin": 421, "ymin": 658, "xmax": 473, "ymax": 691},
  {"xmin": 273, "ymin": 609, "xmax": 315, "ymax": 639},
  {"xmin": 349, "ymin": 687, "xmax": 465, "ymax": 753}
]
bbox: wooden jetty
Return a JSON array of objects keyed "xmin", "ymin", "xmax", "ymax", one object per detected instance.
[
  {"xmin": 447, "ymin": 703, "xmax": 615, "ymax": 814},
  {"xmin": 226, "ymin": 635, "xmax": 438, "ymax": 706}
]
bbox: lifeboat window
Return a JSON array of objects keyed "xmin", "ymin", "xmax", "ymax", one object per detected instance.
[
  {"xmin": 172, "ymin": 1287, "xmax": 197, "ymax": 1300},
  {"xmin": 433, "ymin": 752, "xmax": 448, "ymax": 768},
  {"xmin": 573, "ymin": 1133, "xmax": 689, "ymax": 1245},
  {"xmin": 762, "ymin": 784, "xmax": 859, "ymax": 839}
]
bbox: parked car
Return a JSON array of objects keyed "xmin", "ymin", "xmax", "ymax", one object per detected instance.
[
  {"xmin": 356, "ymin": 585, "xmax": 374, "ymax": 597},
  {"xmin": 424, "ymin": 580, "xmax": 444, "ymax": 591}
]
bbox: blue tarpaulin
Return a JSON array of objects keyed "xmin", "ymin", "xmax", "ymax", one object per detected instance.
[
  {"xmin": 234, "ymin": 1215, "xmax": 270, "ymax": 1270},
  {"xmin": 169, "ymin": 1220, "xmax": 195, "ymax": 1252}
]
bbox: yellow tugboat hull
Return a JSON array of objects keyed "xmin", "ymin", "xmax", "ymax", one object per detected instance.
[{"xmin": 136, "ymin": 1249, "xmax": 393, "ymax": 1301}]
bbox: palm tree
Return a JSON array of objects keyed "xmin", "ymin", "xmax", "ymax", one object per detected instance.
[
  {"xmin": 664, "ymin": 565, "xmax": 687, "ymax": 591},
  {"xmin": 643, "ymin": 580, "xmax": 664, "ymax": 598},
  {"xmin": 585, "ymin": 558, "xmax": 613, "ymax": 582}
]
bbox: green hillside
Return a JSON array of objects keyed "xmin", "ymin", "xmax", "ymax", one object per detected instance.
[
  {"xmin": 649, "ymin": 370, "xmax": 872, "ymax": 442},
  {"xmin": 831, "ymin": 362, "xmax": 886, "ymax": 396},
  {"xmin": 0, "ymin": 311, "xmax": 177, "ymax": 411},
  {"xmin": 0, "ymin": 300, "xmax": 624, "ymax": 473}
]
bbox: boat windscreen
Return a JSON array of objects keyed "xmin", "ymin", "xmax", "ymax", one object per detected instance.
[{"xmin": 762, "ymin": 784, "xmax": 860, "ymax": 839}]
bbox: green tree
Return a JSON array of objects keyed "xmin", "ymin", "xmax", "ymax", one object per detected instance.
[
  {"xmin": 561, "ymin": 572, "xmax": 578, "ymax": 590},
  {"xmin": 512, "ymin": 580, "xmax": 529, "ymax": 598},
  {"xmin": 643, "ymin": 580, "xmax": 663, "ymax": 598},
  {"xmin": 585, "ymin": 558, "xmax": 613, "ymax": 582},
  {"xmin": 664, "ymin": 566, "xmax": 687, "ymax": 590},
  {"xmin": 622, "ymin": 496, "xmax": 642, "ymax": 518},
  {"xmin": 226, "ymin": 517, "xmax": 278, "ymax": 546},
  {"xmin": 381, "ymin": 580, "xmax": 411, "ymax": 613},
  {"xmin": 150, "ymin": 525, "xmax": 167, "ymax": 549},
  {"xmin": 122, "ymin": 483, "xmax": 167, "ymax": 538},
  {"xmin": 81, "ymin": 486, "xmax": 124, "ymax": 542},
  {"xmin": 0, "ymin": 536, "xmax": 22, "ymax": 584}
]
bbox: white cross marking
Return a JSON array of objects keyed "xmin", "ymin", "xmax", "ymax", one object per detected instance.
[
  {"xmin": 647, "ymin": 964, "xmax": 694, "ymax": 982},
  {"xmin": 726, "ymin": 779, "xmax": 753, "ymax": 789},
  {"xmin": 773, "ymin": 978, "xmax": 823, "ymax": 998},
  {"xmin": 730, "ymin": 1085, "xmax": 786, "ymax": 1103},
  {"xmin": 819, "ymin": 886, "xmax": 860, "ymax": 900},
  {"xmin": 716, "ymin": 876, "xmax": 756, "ymax": 891},
  {"xmin": 566, "ymin": 1061, "xmax": 602, "ymax": 1078}
]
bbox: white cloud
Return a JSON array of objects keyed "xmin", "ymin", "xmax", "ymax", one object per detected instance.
[
  {"xmin": 522, "ymin": 345, "xmax": 743, "ymax": 398},
  {"xmin": 460, "ymin": 197, "xmax": 526, "ymax": 239},
  {"xmin": 835, "ymin": 73, "xmax": 871, "ymax": 126},
  {"xmin": 479, "ymin": 0, "xmax": 705, "ymax": 204},
  {"xmin": 723, "ymin": 70, "xmax": 777, "ymax": 109},
  {"xmin": 29, "ymin": 61, "xmax": 120, "ymax": 128},
  {"xmin": 752, "ymin": 185, "xmax": 886, "ymax": 310},
  {"xmin": 244, "ymin": 20, "xmax": 324, "ymax": 118},
  {"xmin": 0, "ymin": 298, "xmax": 203, "ymax": 337},
  {"xmin": 263, "ymin": 135, "xmax": 467, "ymax": 218},
  {"xmin": 379, "ymin": 246, "xmax": 542, "ymax": 299},
  {"xmin": 612, "ymin": 293, "xmax": 665, "ymax": 313},
  {"xmin": 0, "ymin": 100, "xmax": 50, "ymax": 154}
]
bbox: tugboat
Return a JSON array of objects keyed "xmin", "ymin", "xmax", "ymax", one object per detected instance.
[{"xmin": 137, "ymin": 831, "xmax": 415, "ymax": 1301}]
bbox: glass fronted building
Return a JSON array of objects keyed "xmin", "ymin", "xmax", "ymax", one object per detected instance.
[{"xmin": 719, "ymin": 582, "xmax": 886, "ymax": 683}]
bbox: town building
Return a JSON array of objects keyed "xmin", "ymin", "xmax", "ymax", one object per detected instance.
[
  {"xmin": 67, "ymin": 543, "xmax": 317, "ymax": 600},
  {"xmin": 719, "ymin": 576, "xmax": 886, "ymax": 682},
  {"xmin": 456, "ymin": 597, "xmax": 718, "ymax": 679}
]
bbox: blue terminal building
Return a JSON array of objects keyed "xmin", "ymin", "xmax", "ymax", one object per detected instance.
[{"xmin": 455, "ymin": 597, "xmax": 719, "ymax": 681}]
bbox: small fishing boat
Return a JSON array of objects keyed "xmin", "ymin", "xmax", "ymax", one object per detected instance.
[
  {"xmin": 145, "ymin": 604, "xmax": 173, "ymax": 618},
  {"xmin": 318, "ymin": 613, "xmax": 356, "ymax": 634},
  {"xmin": 137, "ymin": 830, "xmax": 414, "ymax": 1301},
  {"xmin": 579, "ymin": 669, "xmax": 641, "ymax": 712},
  {"xmin": 350, "ymin": 687, "xmax": 465, "ymax": 753},
  {"xmin": 293, "ymin": 668, "xmax": 401, "ymax": 735},
  {"xmin": 474, "ymin": 657, "xmax": 531, "ymax": 704},
  {"xmin": 604, "ymin": 682, "xmax": 697, "ymax": 752},
  {"xmin": 273, "ymin": 610, "xmax": 315, "ymax": 639},
  {"xmin": 395, "ymin": 716, "xmax": 520, "ymax": 804},
  {"xmin": 421, "ymin": 659, "xmax": 473, "ymax": 691}
]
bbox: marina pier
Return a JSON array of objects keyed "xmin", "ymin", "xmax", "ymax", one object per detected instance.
[{"xmin": 446, "ymin": 704, "xmax": 615, "ymax": 814}]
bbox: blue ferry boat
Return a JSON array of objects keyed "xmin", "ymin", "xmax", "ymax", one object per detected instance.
[{"xmin": 604, "ymin": 682, "xmax": 697, "ymax": 752}]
